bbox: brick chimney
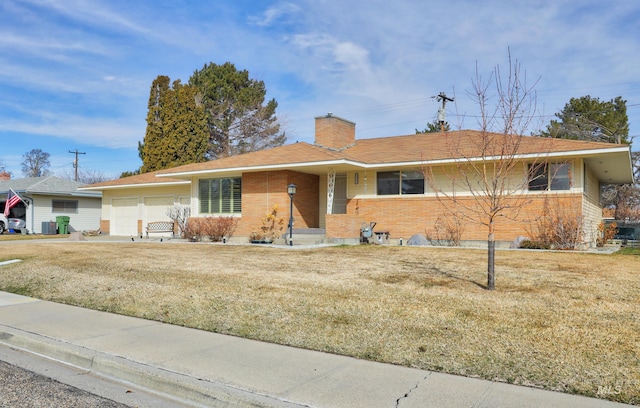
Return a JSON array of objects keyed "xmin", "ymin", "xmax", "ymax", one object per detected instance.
[
  {"xmin": 0, "ymin": 171, "xmax": 10, "ymax": 181},
  {"xmin": 314, "ymin": 113, "xmax": 355, "ymax": 150}
]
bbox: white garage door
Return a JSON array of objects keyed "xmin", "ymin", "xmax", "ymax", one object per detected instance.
[
  {"xmin": 111, "ymin": 198, "xmax": 138, "ymax": 236},
  {"xmin": 144, "ymin": 196, "xmax": 174, "ymax": 236}
]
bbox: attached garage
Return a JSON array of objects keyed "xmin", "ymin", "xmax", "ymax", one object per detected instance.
[
  {"xmin": 110, "ymin": 198, "xmax": 138, "ymax": 236},
  {"xmin": 143, "ymin": 196, "xmax": 175, "ymax": 237},
  {"xmin": 79, "ymin": 171, "xmax": 191, "ymax": 236}
]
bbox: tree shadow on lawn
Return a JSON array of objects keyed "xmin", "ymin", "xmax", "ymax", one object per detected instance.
[{"xmin": 375, "ymin": 261, "xmax": 487, "ymax": 290}]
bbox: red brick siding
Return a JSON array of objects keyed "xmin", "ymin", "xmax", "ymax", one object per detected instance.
[
  {"xmin": 213, "ymin": 170, "xmax": 320, "ymax": 237},
  {"xmin": 326, "ymin": 193, "xmax": 584, "ymax": 242},
  {"xmin": 314, "ymin": 115, "xmax": 356, "ymax": 149}
]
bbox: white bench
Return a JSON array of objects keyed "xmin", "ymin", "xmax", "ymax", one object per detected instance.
[{"xmin": 145, "ymin": 221, "xmax": 174, "ymax": 238}]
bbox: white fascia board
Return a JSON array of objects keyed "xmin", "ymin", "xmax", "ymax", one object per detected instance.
[
  {"xmin": 156, "ymin": 159, "xmax": 368, "ymax": 177},
  {"xmin": 418, "ymin": 146, "xmax": 631, "ymax": 165},
  {"xmin": 155, "ymin": 146, "xmax": 631, "ymax": 176},
  {"xmin": 27, "ymin": 190, "xmax": 102, "ymax": 198},
  {"xmin": 78, "ymin": 180, "xmax": 191, "ymax": 191}
]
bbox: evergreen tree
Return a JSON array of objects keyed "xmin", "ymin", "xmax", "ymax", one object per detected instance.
[
  {"xmin": 416, "ymin": 119, "xmax": 450, "ymax": 134},
  {"xmin": 139, "ymin": 76, "xmax": 209, "ymax": 173},
  {"xmin": 188, "ymin": 62, "xmax": 286, "ymax": 159},
  {"xmin": 120, "ymin": 169, "xmax": 141, "ymax": 178},
  {"xmin": 542, "ymin": 96, "xmax": 629, "ymax": 144},
  {"xmin": 542, "ymin": 95, "xmax": 637, "ymax": 219}
]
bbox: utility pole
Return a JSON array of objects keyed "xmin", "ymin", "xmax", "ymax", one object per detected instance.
[
  {"xmin": 69, "ymin": 149, "xmax": 86, "ymax": 182},
  {"xmin": 434, "ymin": 92, "xmax": 454, "ymax": 132}
]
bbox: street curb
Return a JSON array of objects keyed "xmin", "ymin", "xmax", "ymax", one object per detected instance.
[{"xmin": 0, "ymin": 325, "xmax": 303, "ymax": 408}]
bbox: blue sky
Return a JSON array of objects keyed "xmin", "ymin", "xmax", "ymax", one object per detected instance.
[{"xmin": 1, "ymin": 0, "xmax": 639, "ymax": 180}]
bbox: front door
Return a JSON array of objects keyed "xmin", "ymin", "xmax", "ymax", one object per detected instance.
[{"xmin": 333, "ymin": 174, "xmax": 347, "ymax": 214}]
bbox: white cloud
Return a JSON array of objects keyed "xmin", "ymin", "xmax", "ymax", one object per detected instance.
[
  {"xmin": 1, "ymin": 0, "xmax": 639, "ymax": 176},
  {"xmin": 0, "ymin": 115, "xmax": 144, "ymax": 149},
  {"xmin": 333, "ymin": 42, "xmax": 370, "ymax": 72},
  {"xmin": 18, "ymin": 0, "xmax": 148, "ymax": 35},
  {"xmin": 249, "ymin": 2, "xmax": 302, "ymax": 27}
]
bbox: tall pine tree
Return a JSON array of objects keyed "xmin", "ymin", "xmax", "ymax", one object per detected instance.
[
  {"xmin": 188, "ymin": 62, "xmax": 286, "ymax": 159},
  {"xmin": 542, "ymin": 95, "xmax": 637, "ymax": 220},
  {"xmin": 139, "ymin": 76, "xmax": 209, "ymax": 172},
  {"xmin": 541, "ymin": 95, "xmax": 629, "ymax": 144}
]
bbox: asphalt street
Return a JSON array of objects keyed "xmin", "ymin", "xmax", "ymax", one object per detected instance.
[
  {"xmin": 0, "ymin": 345, "xmax": 191, "ymax": 408},
  {"xmin": 0, "ymin": 359, "xmax": 128, "ymax": 408}
]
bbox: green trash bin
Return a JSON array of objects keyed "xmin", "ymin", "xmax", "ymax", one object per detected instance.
[{"xmin": 56, "ymin": 216, "xmax": 70, "ymax": 234}]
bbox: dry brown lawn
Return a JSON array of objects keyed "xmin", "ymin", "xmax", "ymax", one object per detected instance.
[{"xmin": 0, "ymin": 241, "xmax": 638, "ymax": 404}]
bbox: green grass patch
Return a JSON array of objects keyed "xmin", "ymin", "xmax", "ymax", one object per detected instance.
[{"xmin": 615, "ymin": 247, "xmax": 640, "ymax": 256}]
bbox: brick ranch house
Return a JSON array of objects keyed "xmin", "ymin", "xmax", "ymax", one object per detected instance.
[{"xmin": 82, "ymin": 114, "xmax": 634, "ymax": 246}]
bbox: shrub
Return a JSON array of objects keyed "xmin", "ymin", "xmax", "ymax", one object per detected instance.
[
  {"xmin": 184, "ymin": 218, "xmax": 206, "ymax": 242},
  {"xmin": 425, "ymin": 215, "xmax": 465, "ymax": 246},
  {"xmin": 596, "ymin": 221, "xmax": 617, "ymax": 247},
  {"xmin": 249, "ymin": 205, "xmax": 285, "ymax": 243},
  {"xmin": 184, "ymin": 217, "xmax": 237, "ymax": 242},
  {"xmin": 204, "ymin": 216, "xmax": 238, "ymax": 242},
  {"xmin": 166, "ymin": 204, "xmax": 191, "ymax": 238},
  {"xmin": 519, "ymin": 239, "xmax": 551, "ymax": 250},
  {"xmin": 527, "ymin": 198, "xmax": 584, "ymax": 250}
]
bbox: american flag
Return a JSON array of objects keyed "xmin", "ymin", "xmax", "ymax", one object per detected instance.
[{"xmin": 3, "ymin": 189, "xmax": 22, "ymax": 217}]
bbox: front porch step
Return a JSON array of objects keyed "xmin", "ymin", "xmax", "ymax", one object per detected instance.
[{"xmin": 280, "ymin": 228, "xmax": 326, "ymax": 245}]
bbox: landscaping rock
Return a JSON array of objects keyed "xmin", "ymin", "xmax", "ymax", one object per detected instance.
[
  {"xmin": 510, "ymin": 235, "xmax": 529, "ymax": 248},
  {"xmin": 407, "ymin": 234, "xmax": 429, "ymax": 246}
]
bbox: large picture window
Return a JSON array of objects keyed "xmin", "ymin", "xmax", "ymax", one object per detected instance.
[
  {"xmin": 528, "ymin": 163, "xmax": 571, "ymax": 191},
  {"xmin": 377, "ymin": 170, "xmax": 424, "ymax": 195},
  {"xmin": 52, "ymin": 199, "xmax": 78, "ymax": 213},
  {"xmin": 199, "ymin": 177, "xmax": 241, "ymax": 214}
]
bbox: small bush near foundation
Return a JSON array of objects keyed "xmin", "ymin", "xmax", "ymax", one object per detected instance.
[
  {"xmin": 184, "ymin": 219, "xmax": 206, "ymax": 242},
  {"xmin": 425, "ymin": 215, "xmax": 465, "ymax": 246},
  {"xmin": 167, "ymin": 204, "xmax": 191, "ymax": 238},
  {"xmin": 249, "ymin": 205, "xmax": 285, "ymax": 243},
  {"xmin": 185, "ymin": 217, "xmax": 238, "ymax": 242},
  {"xmin": 596, "ymin": 221, "xmax": 617, "ymax": 247},
  {"xmin": 519, "ymin": 240, "xmax": 550, "ymax": 250},
  {"xmin": 527, "ymin": 199, "xmax": 584, "ymax": 250},
  {"xmin": 204, "ymin": 217, "xmax": 238, "ymax": 242}
]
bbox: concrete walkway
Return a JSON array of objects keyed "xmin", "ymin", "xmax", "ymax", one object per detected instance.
[{"xmin": 0, "ymin": 291, "xmax": 631, "ymax": 407}]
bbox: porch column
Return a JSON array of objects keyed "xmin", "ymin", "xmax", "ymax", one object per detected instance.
[{"xmin": 327, "ymin": 169, "xmax": 335, "ymax": 215}]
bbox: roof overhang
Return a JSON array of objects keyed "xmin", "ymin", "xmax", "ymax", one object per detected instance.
[
  {"xmin": 27, "ymin": 190, "xmax": 102, "ymax": 198},
  {"xmin": 2, "ymin": 189, "xmax": 101, "ymax": 198},
  {"xmin": 578, "ymin": 147, "xmax": 634, "ymax": 184},
  {"xmin": 79, "ymin": 180, "xmax": 191, "ymax": 191},
  {"xmin": 156, "ymin": 160, "xmax": 370, "ymax": 178},
  {"xmin": 155, "ymin": 145, "xmax": 633, "ymax": 185}
]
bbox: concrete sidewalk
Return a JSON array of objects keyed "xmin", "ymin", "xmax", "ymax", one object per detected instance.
[{"xmin": 0, "ymin": 291, "xmax": 631, "ymax": 407}]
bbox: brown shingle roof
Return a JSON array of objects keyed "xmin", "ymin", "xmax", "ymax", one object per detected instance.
[
  {"xmin": 160, "ymin": 130, "xmax": 624, "ymax": 173},
  {"xmin": 341, "ymin": 130, "xmax": 625, "ymax": 164},
  {"xmin": 158, "ymin": 142, "xmax": 345, "ymax": 175},
  {"xmin": 84, "ymin": 130, "xmax": 632, "ymax": 188},
  {"xmin": 81, "ymin": 169, "xmax": 188, "ymax": 189}
]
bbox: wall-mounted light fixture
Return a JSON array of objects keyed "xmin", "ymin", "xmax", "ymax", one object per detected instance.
[{"xmin": 354, "ymin": 172, "xmax": 359, "ymax": 185}]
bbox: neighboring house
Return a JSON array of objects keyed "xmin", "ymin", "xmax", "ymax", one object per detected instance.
[
  {"xmin": 0, "ymin": 175, "xmax": 102, "ymax": 234},
  {"xmin": 82, "ymin": 114, "xmax": 634, "ymax": 246}
]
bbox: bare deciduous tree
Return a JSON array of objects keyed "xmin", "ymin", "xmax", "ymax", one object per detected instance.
[
  {"xmin": 58, "ymin": 168, "xmax": 113, "ymax": 185},
  {"xmin": 425, "ymin": 52, "xmax": 550, "ymax": 290},
  {"xmin": 21, "ymin": 149, "xmax": 51, "ymax": 177},
  {"xmin": 601, "ymin": 152, "xmax": 640, "ymax": 221},
  {"xmin": 167, "ymin": 204, "xmax": 191, "ymax": 238}
]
